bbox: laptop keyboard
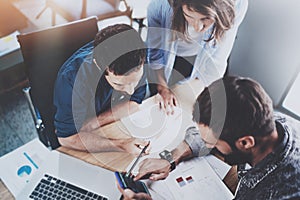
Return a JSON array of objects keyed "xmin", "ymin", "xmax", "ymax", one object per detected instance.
[{"xmin": 29, "ymin": 174, "xmax": 108, "ymax": 200}]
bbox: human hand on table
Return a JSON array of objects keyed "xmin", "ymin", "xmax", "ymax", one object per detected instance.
[
  {"xmin": 134, "ymin": 158, "xmax": 171, "ymax": 181},
  {"xmin": 156, "ymin": 87, "xmax": 178, "ymax": 115}
]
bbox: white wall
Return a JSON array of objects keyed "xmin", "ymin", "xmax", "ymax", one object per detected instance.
[{"xmin": 228, "ymin": 0, "xmax": 300, "ymax": 106}]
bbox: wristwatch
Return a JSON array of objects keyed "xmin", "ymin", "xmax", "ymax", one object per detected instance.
[{"xmin": 159, "ymin": 150, "xmax": 176, "ymax": 172}]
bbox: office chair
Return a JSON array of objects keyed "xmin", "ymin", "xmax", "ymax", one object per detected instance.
[
  {"xmin": 17, "ymin": 17, "xmax": 98, "ymax": 149},
  {"xmin": 36, "ymin": 0, "xmax": 132, "ymax": 26}
]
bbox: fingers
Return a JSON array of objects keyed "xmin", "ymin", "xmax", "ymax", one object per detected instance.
[
  {"xmin": 117, "ymin": 181, "xmax": 124, "ymax": 192},
  {"xmin": 134, "ymin": 170, "xmax": 151, "ymax": 181},
  {"xmin": 134, "ymin": 158, "xmax": 170, "ymax": 181},
  {"xmin": 158, "ymin": 96, "xmax": 176, "ymax": 115},
  {"xmin": 144, "ymin": 145, "xmax": 151, "ymax": 155},
  {"xmin": 131, "ymin": 190, "xmax": 152, "ymax": 200},
  {"xmin": 134, "ymin": 159, "xmax": 155, "ymax": 180},
  {"xmin": 118, "ymin": 183, "xmax": 152, "ymax": 200},
  {"xmin": 135, "ymin": 170, "xmax": 168, "ymax": 181},
  {"xmin": 134, "ymin": 139, "xmax": 149, "ymax": 147},
  {"xmin": 164, "ymin": 102, "xmax": 174, "ymax": 115},
  {"xmin": 123, "ymin": 189, "xmax": 152, "ymax": 200},
  {"xmin": 117, "ymin": 184, "xmax": 136, "ymax": 200},
  {"xmin": 135, "ymin": 140, "xmax": 151, "ymax": 154},
  {"xmin": 122, "ymin": 189, "xmax": 137, "ymax": 199},
  {"xmin": 173, "ymin": 96, "xmax": 178, "ymax": 107},
  {"xmin": 157, "ymin": 88, "xmax": 178, "ymax": 115},
  {"xmin": 149, "ymin": 171, "xmax": 169, "ymax": 181},
  {"xmin": 127, "ymin": 139, "xmax": 150, "ymax": 155}
]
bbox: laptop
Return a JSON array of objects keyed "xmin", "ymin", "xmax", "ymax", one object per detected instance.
[{"xmin": 16, "ymin": 150, "xmax": 121, "ymax": 200}]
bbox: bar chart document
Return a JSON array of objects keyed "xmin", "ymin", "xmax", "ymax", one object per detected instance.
[{"xmin": 146, "ymin": 157, "xmax": 234, "ymax": 200}]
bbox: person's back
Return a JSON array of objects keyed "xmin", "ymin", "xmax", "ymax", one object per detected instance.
[{"xmin": 235, "ymin": 114, "xmax": 300, "ymax": 200}]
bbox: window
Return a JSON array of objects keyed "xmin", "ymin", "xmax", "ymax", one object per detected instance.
[{"xmin": 280, "ymin": 69, "xmax": 300, "ymax": 120}]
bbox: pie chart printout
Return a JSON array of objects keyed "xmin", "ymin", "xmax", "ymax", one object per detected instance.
[{"xmin": 17, "ymin": 165, "xmax": 32, "ymax": 177}]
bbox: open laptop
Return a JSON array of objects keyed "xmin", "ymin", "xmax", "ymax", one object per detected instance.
[{"xmin": 16, "ymin": 150, "xmax": 120, "ymax": 200}]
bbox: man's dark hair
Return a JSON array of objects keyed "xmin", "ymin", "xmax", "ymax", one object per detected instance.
[
  {"xmin": 192, "ymin": 76, "xmax": 275, "ymax": 146},
  {"xmin": 93, "ymin": 24, "xmax": 146, "ymax": 75}
]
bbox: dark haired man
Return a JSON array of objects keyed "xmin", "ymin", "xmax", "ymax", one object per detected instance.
[
  {"xmin": 119, "ymin": 76, "xmax": 300, "ymax": 199},
  {"xmin": 54, "ymin": 24, "xmax": 148, "ymax": 154}
]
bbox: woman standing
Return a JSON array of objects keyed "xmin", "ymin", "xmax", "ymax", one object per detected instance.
[{"xmin": 147, "ymin": 0, "xmax": 248, "ymax": 114}]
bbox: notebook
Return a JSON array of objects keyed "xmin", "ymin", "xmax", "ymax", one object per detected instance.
[{"xmin": 15, "ymin": 150, "xmax": 120, "ymax": 200}]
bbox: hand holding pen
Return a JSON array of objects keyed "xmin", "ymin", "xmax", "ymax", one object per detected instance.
[{"xmin": 126, "ymin": 141, "xmax": 150, "ymax": 177}]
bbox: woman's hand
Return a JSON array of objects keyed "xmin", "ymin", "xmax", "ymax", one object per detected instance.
[{"xmin": 156, "ymin": 87, "xmax": 178, "ymax": 115}]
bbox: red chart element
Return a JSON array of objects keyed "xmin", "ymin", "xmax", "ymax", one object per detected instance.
[
  {"xmin": 185, "ymin": 176, "xmax": 194, "ymax": 183},
  {"xmin": 176, "ymin": 177, "xmax": 186, "ymax": 187}
]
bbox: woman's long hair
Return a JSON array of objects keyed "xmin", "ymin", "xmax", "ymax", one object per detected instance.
[{"xmin": 171, "ymin": 0, "xmax": 235, "ymax": 43}]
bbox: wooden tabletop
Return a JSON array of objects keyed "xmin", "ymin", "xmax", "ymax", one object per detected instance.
[
  {"xmin": 0, "ymin": 79, "xmax": 238, "ymax": 199},
  {"xmin": 59, "ymin": 79, "xmax": 205, "ymax": 171}
]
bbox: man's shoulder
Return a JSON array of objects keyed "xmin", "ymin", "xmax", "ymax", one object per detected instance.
[
  {"xmin": 274, "ymin": 114, "xmax": 300, "ymax": 191},
  {"xmin": 241, "ymin": 163, "xmax": 300, "ymax": 200},
  {"xmin": 275, "ymin": 113, "xmax": 300, "ymax": 142},
  {"xmin": 275, "ymin": 112, "xmax": 300, "ymax": 129},
  {"xmin": 58, "ymin": 41, "xmax": 94, "ymax": 80},
  {"xmin": 274, "ymin": 113, "xmax": 300, "ymax": 158},
  {"xmin": 268, "ymin": 164, "xmax": 300, "ymax": 199}
]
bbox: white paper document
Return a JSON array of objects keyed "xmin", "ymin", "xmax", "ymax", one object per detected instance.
[
  {"xmin": 0, "ymin": 30, "xmax": 20, "ymax": 57},
  {"xmin": 121, "ymin": 104, "xmax": 182, "ymax": 153},
  {"xmin": 147, "ymin": 157, "xmax": 234, "ymax": 200},
  {"xmin": 205, "ymin": 155, "xmax": 231, "ymax": 179},
  {"xmin": 0, "ymin": 138, "xmax": 51, "ymax": 196}
]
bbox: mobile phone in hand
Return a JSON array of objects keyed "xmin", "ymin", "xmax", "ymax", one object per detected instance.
[{"xmin": 115, "ymin": 171, "xmax": 150, "ymax": 195}]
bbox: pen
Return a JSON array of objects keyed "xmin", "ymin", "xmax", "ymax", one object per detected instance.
[{"xmin": 125, "ymin": 142, "xmax": 150, "ymax": 177}]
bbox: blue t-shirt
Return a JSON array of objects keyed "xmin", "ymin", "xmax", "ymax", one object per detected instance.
[{"xmin": 54, "ymin": 41, "xmax": 146, "ymax": 138}]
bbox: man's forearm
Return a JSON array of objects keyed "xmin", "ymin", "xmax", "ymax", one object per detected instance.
[
  {"xmin": 156, "ymin": 68, "xmax": 169, "ymax": 92},
  {"xmin": 97, "ymin": 101, "xmax": 139, "ymax": 126},
  {"xmin": 58, "ymin": 132, "xmax": 123, "ymax": 153},
  {"xmin": 171, "ymin": 141, "xmax": 193, "ymax": 165}
]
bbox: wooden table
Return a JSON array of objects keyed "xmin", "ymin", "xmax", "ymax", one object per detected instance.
[
  {"xmin": 59, "ymin": 79, "xmax": 204, "ymax": 171},
  {"xmin": 0, "ymin": 79, "xmax": 238, "ymax": 199}
]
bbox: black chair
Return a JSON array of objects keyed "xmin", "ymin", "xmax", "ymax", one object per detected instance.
[{"xmin": 17, "ymin": 17, "xmax": 98, "ymax": 149}]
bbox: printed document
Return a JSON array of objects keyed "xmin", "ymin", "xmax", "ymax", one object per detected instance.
[
  {"xmin": 146, "ymin": 157, "xmax": 233, "ymax": 200},
  {"xmin": 120, "ymin": 104, "xmax": 182, "ymax": 153},
  {"xmin": 0, "ymin": 138, "xmax": 51, "ymax": 196}
]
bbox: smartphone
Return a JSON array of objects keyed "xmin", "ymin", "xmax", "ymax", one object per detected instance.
[{"xmin": 115, "ymin": 171, "xmax": 150, "ymax": 195}]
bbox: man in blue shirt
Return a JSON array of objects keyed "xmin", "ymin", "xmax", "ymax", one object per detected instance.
[{"xmin": 54, "ymin": 24, "xmax": 148, "ymax": 154}]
